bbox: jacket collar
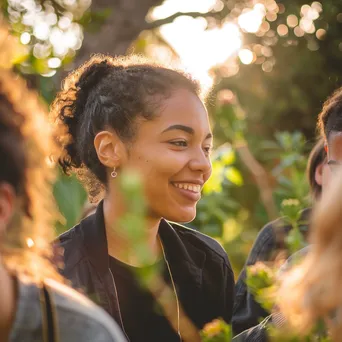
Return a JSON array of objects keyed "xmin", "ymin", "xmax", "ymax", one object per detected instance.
[
  {"xmin": 80, "ymin": 200, "xmax": 206, "ymax": 286},
  {"xmin": 158, "ymin": 219, "xmax": 206, "ymax": 271},
  {"xmin": 81, "ymin": 200, "xmax": 109, "ymax": 275}
]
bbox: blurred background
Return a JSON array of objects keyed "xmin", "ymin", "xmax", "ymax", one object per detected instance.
[{"xmin": 2, "ymin": 0, "xmax": 340, "ymax": 276}]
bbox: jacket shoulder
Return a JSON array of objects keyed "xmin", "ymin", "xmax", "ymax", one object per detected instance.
[
  {"xmin": 57, "ymin": 221, "xmax": 82, "ymax": 245},
  {"xmin": 53, "ymin": 222, "xmax": 86, "ymax": 273},
  {"xmin": 257, "ymin": 216, "xmax": 289, "ymax": 239},
  {"xmin": 253, "ymin": 216, "xmax": 292, "ymax": 248},
  {"xmin": 170, "ymin": 222, "xmax": 231, "ymax": 267},
  {"xmin": 243, "ymin": 217, "xmax": 291, "ymax": 267}
]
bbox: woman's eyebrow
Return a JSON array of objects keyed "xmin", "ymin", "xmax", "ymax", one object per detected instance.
[
  {"xmin": 162, "ymin": 125, "xmax": 213, "ymax": 140},
  {"xmin": 162, "ymin": 124, "xmax": 194, "ymax": 135}
]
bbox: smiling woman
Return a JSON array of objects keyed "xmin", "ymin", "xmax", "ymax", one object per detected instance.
[{"xmin": 51, "ymin": 53, "xmax": 234, "ymax": 342}]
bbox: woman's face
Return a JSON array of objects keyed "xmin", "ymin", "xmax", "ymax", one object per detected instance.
[{"xmin": 122, "ymin": 88, "xmax": 212, "ymax": 223}]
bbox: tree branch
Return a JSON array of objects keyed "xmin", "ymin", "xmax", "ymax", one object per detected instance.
[
  {"xmin": 71, "ymin": 0, "xmax": 162, "ymax": 67},
  {"xmin": 145, "ymin": 9, "xmax": 228, "ymax": 30},
  {"xmin": 235, "ymin": 142, "xmax": 278, "ymax": 220}
]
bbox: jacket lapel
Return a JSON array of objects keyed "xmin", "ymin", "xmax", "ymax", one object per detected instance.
[
  {"xmin": 81, "ymin": 209, "xmax": 206, "ymax": 289},
  {"xmin": 82, "ymin": 200, "xmax": 109, "ymax": 275},
  {"xmin": 80, "ymin": 203, "xmax": 206, "ymax": 329},
  {"xmin": 80, "ymin": 201, "xmax": 124, "ymax": 328},
  {"xmin": 159, "ymin": 219, "xmax": 205, "ymax": 289},
  {"xmin": 159, "ymin": 220, "xmax": 209, "ymax": 327}
]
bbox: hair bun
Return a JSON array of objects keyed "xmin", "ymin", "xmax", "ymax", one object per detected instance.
[{"xmin": 76, "ymin": 60, "xmax": 111, "ymax": 93}]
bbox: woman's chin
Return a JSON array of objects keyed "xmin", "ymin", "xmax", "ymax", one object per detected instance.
[{"xmin": 164, "ymin": 208, "xmax": 196, "ymax": 224}]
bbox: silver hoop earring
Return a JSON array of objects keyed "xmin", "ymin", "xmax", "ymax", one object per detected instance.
[{"xmin": 111, "ymin": 167, "xmax": 118, "ymax": 178}]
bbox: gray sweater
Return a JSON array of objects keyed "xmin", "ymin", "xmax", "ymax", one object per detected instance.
[{"xmin": 9, "ymin": 277, "xmax": 126, "ymax": 342}]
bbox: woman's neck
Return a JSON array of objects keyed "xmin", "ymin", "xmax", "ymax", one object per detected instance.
[
  {"xmin": 103, "ymin": 196, "xmax": 161, "ymax": 267},
  {"xmin": 0, "ymin": 261, "xmax": 16, "ymax": 340}
]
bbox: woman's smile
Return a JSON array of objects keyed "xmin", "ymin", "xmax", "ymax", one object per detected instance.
[{"xmin": 171, "ymin": 181, "xmax": 203, "ymax": 202}]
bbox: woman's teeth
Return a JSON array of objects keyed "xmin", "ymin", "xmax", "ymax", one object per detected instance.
[{"xmin": 173, "ymin": 183, "xmax": 201, "ymax": 193}]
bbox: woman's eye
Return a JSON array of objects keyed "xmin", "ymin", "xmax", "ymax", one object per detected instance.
[
  {"xmin": 170, "ymin": 141, "xmax": 187, "ymax": 147},
  {"xmin": 204, "ymin": 147, "xmax": 212, "ymax": 156}
]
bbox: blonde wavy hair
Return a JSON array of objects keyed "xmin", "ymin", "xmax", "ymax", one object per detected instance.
[
  {"xmin": 0, "ymin": 19, "xmax": 61, "ymax": 282},
  {"xmin": 277, "ymin": 169, "xmax": 342, "ymax": 340}
]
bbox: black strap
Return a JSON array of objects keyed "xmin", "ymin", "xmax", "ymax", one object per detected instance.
[{"xmin": 40, "ymin": 284, "xmax": 58, "ymax": 342}]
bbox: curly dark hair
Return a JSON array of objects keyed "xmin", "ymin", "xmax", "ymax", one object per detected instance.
[
  {"xmin": 317, "ymin": 87, "xmax": 342, "ymax": 140},
  {"xmin": 306, "ymin": 138, "xmax": 326, "ymax": 200},
  {"xmin": 0, "ymin": 94, "xmax": 27, "ymax": 211},
  {"xmin": 50, "ymin": 54, "xmax": 202, "ymax": 201},
  {"xmin": 0, "ymin": 66, "xmax": 60, "ymax": 281}
]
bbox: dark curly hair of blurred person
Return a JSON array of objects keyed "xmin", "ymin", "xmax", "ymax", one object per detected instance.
[
  {"xmin": 0, "ymin": 68, "xmax": 61, "ymax": 281},
  {"xmin": 50, "ymin": 54, "xmax": 202, "ymax": 201}
]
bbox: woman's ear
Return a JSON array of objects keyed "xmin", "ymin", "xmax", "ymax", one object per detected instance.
[
  {"xmin": 94, "ymin": 130, "xmax": 126, "ymax": 168},
  {"xmin": 315, "ymin": 163, "xmax": 324, "ymax": 186},
  {"xmin": 0, "ymin": 183, "xmax": 15, "ymax": 235}
]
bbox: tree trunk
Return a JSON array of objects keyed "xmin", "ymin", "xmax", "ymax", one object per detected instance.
[{"xmin": 73, "ymin": 0, "xmax": 163, "ymax": 67}]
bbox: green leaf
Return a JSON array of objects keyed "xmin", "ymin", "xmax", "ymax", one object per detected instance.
[{"xmin": 53, "ymin": 173, "xmax": 87, "ymax": 234}]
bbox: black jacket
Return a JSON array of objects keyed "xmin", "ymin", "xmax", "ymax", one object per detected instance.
[{"xmin": 55, "ymin": 201, "xmax": 235, "ymax": 337}]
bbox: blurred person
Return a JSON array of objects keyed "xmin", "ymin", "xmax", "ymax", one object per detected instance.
[
  {"xmin": 51, "ymin": 54, "xmax": 234, "ymax": 342},
  {"xmin": 232, "ymin": 86, "xmax": 342, "ymax": 341},
  {"xmin": 232, "ymin": 138, "xmax": 328, "ymax": 334},
  {"xmin": 0, "ymin": 65, "xmax": 126, "ymax": 341},
  {"xmin": 277, "ymin": 166, "xmax": 342, "ymax": 341}
]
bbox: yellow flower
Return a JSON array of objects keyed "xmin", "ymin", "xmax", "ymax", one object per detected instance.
[{"xmin": 202, "ymin": 319, "xmax": 223, "ymax": 337}]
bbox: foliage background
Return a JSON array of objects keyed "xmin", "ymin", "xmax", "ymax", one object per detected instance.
[{"xmin": 3, "ymin": 0, "xmax": 340, "ymax": 276}]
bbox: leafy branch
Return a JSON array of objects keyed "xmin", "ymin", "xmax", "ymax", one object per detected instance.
[{"xmin": 145, "ymin": 7, "xmax": 230, "ymax": 30}]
